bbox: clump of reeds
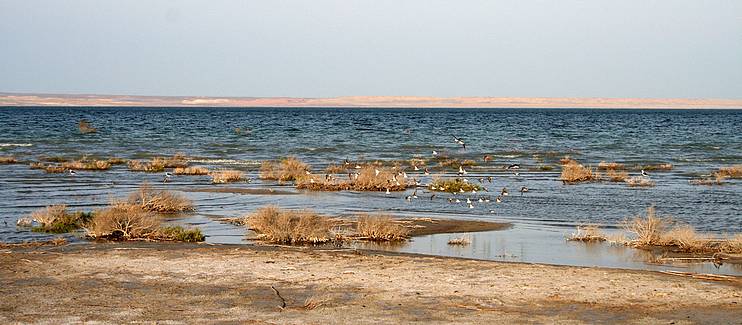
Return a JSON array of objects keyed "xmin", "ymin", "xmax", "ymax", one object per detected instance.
[
  {"xmin": 128, "ymin": 159, "xmax": 166, "ymax": 172},
  {"xmin": 447, "ymin": 236, "xmax": 472, "ymax": 246},
  {"xmin": 625, "ymin": 176, "xmax": 655, "ymax": 187},
  {"xmin": 161, "ymin": 153, "xmax": 188, "ymax": 168},
  {"xmin": 260, "ymin": 157, "xmax": 310, "ymax": 182},
  {"xmin": 355, "ymin": 214, "xmax": 410, "ymax": 241},
  {"xmin": 323, "ymin": 164, "xmax": 347, "ymax": 174},
  {"xmin": 598, "ymin": 161, "xmax": 624, "ymax": 170},
  {"xmin": 29, "ymin": 162, "xmax": 46, "ymax": 169},
  {"xmin": 245, "ymin": 205, "xmax": 333, "ymax": 244},
  {"xmin": 107, "ymin": 157, "xmax": 128, "ymax": 165},
  {"xmin": 429, "ymin": 177, "xmax": 482, "ymax": 193},
  {"xmin": 559, "ymin": 156, "xmax": 577, "ymax": 165},
  {"xmin": 720, "ymin": 234, "xmax": 742, "ymax": 254},
  {"xmin": 438, "ymin": 159, "xmax": 477, "ymax": 168},
  {"xmin": 559, "ymin": 161, "xmax": 600, "ymax": 184},
  {"xmin": 350, "ymin": 166, "xmax": 408, "ymax": 191},
  {"xmin": 636, "ymin": 163, "xmax": 673, "ymax": 171},
  {"xmin": 716, "ymin": 165, "xmax": 742, "ymax": 179},
  {"xmin": 62, "ymin": 159, "xmax": 111, "ymax": 171},
  {"xmin": 78, "ymin": 120, "xmax": 97, "ymax": 134},
  {"xmin": 156, "ymin": 226, "xmax": 205, "ymax": 242},
  {"xmin": 24, "ymin": 205, "xmax": 93, "ymax": 233},
  {"xmin": 127, "ymin": 184, "xmax": 194, "ymax": 213},
  {"xmin": 174, "ymin": 166, "xmax": 209, "ymax": 175},
  {"xmin": 86, "ymin": 202, "xmax": 160, "ymax": 239},
  {"xmin": 0, "ymin": 156, "xmax": 18, "ymax": 164},
  {"xmin": 623, "ymin": 207, "xmax": 668, "ymax": 246},
  {"xmin": 44, "ymin": 165, "xmax": 67, "ymax": 173},
  {"xmin": 605, "ymin": 169, "xmax": 628, "ymax": 182},
  {"xmin": 210, "ymin": 170, "xmax": 245, "ymax": 183},
  {"xmin": 567, "ymin": 225, "xmax": 607, "ymax": 242}
]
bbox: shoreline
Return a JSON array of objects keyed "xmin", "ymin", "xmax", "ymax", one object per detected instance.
[
  {"xmin": 1, "ymin": 242, "xmax": 739, "ymax": 324},
  {"xmin": 2, "ymin": 92, "xmax": 742, "ymax": 109}
]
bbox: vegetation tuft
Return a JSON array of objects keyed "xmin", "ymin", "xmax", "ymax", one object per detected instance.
[
  {"xmin": 245, "ymin": 205, "xmax": 334, "ymax": 244},
  {"xmin": 429, "ymin": 177, "xmax": 482, "ymax": 193},
  {"xmin": 355, "ymin": 214, "xmax": 410, "ymax": 241}
]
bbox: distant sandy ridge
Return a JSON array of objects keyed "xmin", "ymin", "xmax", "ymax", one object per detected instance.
[{"xmin": 1, "ymin": 92, "xmax": 741, "ymax": 108}]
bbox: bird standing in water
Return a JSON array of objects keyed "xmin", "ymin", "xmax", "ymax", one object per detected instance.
[{"xmin": 520, "ymin": 186, "xmax": 529, "ymax": 195}]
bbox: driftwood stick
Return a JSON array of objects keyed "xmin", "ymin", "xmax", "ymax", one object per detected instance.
[{"xmin": 271, "ymin": 285, "xmax": 287, "ymax": 310}]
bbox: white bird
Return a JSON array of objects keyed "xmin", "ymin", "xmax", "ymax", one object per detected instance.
[
  {"xmin": 455, "ymin": 198, "xmax": 461, "ymax": 203},
  {"xmin": 496, "ymin": 196, "xmax": 502, "ymax": 203},
  {"xmin": 641, "ymin": 169, "xmax": 649, "ymax": 177},
  {"xmin": 432, "ymin": 150, "xmax": 438, "ymax": 156},
  {"xmin": 403, "ymin": 172, "xmax": 408, "ymax": 178},
  {"xmin": 68, "ymin": 170, "xmax": 77, "ymax": 176},
  {"xmin": 466, "ymin": 198, "xmax": 472, "ymax": 204},
  {"xmin": 468, "ymin": 203, "xmax": 474, "ymax": 209},
  {"xmin": 355, "ymin": 164, "xmax": 362, "ymax": 169},
  {"xmin": 424, "ymin": 168, "xmax": 430, "ymax": 176},
  {"xmin": 414, "ymin": 165, "xmax": 420, "ymax": 171},
  {"xmin": 386, "ymin": 188, "xmax": 391, "ymax": 195},
  {"xmin": 375, "ymin": 169, "xmax": 380, "ymax": 176},
  {"xmin": 305, "ymin": 170, "xmax": 311, "ymax": 175},
  {"xmin": 458, "ymin": 166, "xmax": 467, "ymax": 175}
]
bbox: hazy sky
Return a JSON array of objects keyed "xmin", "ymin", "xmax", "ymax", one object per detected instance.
[{"xmin": 1, "ymin": 1, "xmax": 740, "ymax": 98}]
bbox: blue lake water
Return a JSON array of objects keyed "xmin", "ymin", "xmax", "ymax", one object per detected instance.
[{"xmin": 0, "ymin": 107, "xmax": 740, "ymax": 274}]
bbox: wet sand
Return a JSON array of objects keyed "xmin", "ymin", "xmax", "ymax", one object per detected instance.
[{"xmin": 1, "ymin": 243, "xmax": 740, "ymax": 324}]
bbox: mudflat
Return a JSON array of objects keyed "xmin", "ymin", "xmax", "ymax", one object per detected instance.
[{"xmin": 1, "ymin": 243, "xmax": 740, "ymax": 324}]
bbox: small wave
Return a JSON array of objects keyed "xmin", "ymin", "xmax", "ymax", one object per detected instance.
[
  {"xmin": 0, "ymin": 143, "xmax": 32, "ymax": 147},
  {"xmin": 188, "ymin": 159, "xmax": 260, "ymax": 166}
]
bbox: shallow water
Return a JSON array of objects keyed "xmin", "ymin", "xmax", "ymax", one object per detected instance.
[{"xmin": 0, "ymin": 107, "xmax": 740, "ymax": 274}]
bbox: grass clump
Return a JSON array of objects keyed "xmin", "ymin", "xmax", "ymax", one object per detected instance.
[
  {"xmin": 438, "ymin": 158, "xmax": 477, "ymax": 168},
  {"xmin": 296, "ymin": 166, "xmax": 409, "ymax": 191},
  {"xmin": 0, "ymin": 156, "xmax": 18, "ymax": 164},
  {"xmin": 623, "ymin": 207, "xmax": 668, "ymax": 246},
  {"xmin": 210, "ymin": 170, "xmax": 245, "ymax": 183},
  {"xmin": 260, "ymin": 157, "xmax": 310, "ymax": 182},
  {"xmin": 156, "ymin": 226, "xmax": 205, "ymax": 242},
  {"xmin": 44, "ymin": 165, "xmax": 67, "ymax": 173},
  {"xmin": 29, "ymin": 162, "xmax": 46, "ymax": 169},
  {"xmin": 716, "ymin": 165, "xmax": 742, "ymax": 179},
  {"xmin": 447, "ymin": 236, "xmax": 472, "ymax": 246},
  {"xmin": 567, "ymin": 225, "xmax": 607, "ymax": 242},
  {"xmin": 245, "ymin": 205, "xmax": 333, "ymax": 244},
  {"xmin": 86, "ymin": 202, "xmax": 160, "ymax": 239},
  {"xmin": 128, "ymin": 184, "xmax": 194, "ymax": 213},
  {"xmin": 128, "ymin": 159, "xmax": 166, "ymax": 172},
  {"xmin": 605, "ymin": 169, "xmax": 628, "ymax": 182},
  {"xmin": 174, "ymin": 166, "xmax": 209, "ymax": 175},
  {"xmin": 62, "ymin": 159, "xmax": 111, "ymax": 170},
  {"xmin": 324, "ymin": 164, "xmax": 347, "ymax": 174},
  {"xmin": 107, "ymin": 157, "xmax": 128, "ymax": 165},
  {"xmin": 598, "ymin": 161, "xmax": 624, "ymax": 170},
  {"xmin": 625, "ymin": 176, "xmax": 655, "ymax": 187},
  {"xmin": 429, "ymin": 178, "xmax": 482, "ymax": 193},
  {"xmin": 559, "ymin": 161, "xmax": 600, "ymax": 184},
  {"xmin": 25, "ymin": 205, "xmax": 93, "ymax": 233},
  {"xmin": 78, "ymin": 120, "xmax": 97, "ymax": 134},
  {"xmin": 356, "ymin": 214, "xmax": 410, "ymax": 241}
]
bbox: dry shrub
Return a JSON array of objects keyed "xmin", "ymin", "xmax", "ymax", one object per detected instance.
[
  {"xmin": 29, "ymin": 162, "xmax": 46, "ymax": 169},
  {"xmin": 438, "ymin": 158, "xmax": 477, "ymax": 168},
  {"xmin": 162, "ymin": 153, "xmax": 188, "ymax": 168},
  {"xmin": 245, "ymin": 205, "xmax": 333, "ymax": 244},
  {"xmin": 62, "ymin": 159, "xmax": 111, "ymax": 170},
  {"xmin": 44, "ymin": 165, "xmax": 66, "ymax": 173},
  {"xmin": 356, "ymin": 214, "xmax": 410, "ymax": 241},
  {"xmin": 605, "ymin": 169, "xmax": 628, "ymax": 182},
  {"xmin": 567, "ymin": 225, "xmax": 607, "ymax": 242},
  {"xmin": 107, "ymin": 157, "xmax": 128, "ymax": 165},
  {"xmin": 625, "ymin": 176, "xmax": 655, "ymax": 187},
  {"xmin": 260, "ymin": 157, "xmax": 310, "ymax": 182},
  {"xmin": 86, "ymin": 202, "xmax": 160, "ymax": 239},
  {"xmin": 174, "ymin": 166, "xmax": 209, "ymax": 175},
  {"xmin": 27, "ymin": 204, "xmax": 93, "ymax": 233},
  {"xmin": 0, "ymin": 156, "xmax": 17, "ymax": 164},
  {"xmin": 659, "ymin": 225, "xmax": 706, "ymax": 252},
  {"xmin": 296, "ymin": 166, "xmax": 408, "ymax": 191},
  {"xmin": 623, "ymin": 207, "xmax": 669, "ymax": 246},
  {"xmin": 559, "ymin": 156, "xmax": 577, "ymax": 165},
  {"xmin": 598, "ymin": 161, "xmax": 624, "ymax": 170},
  {"xmin": 720, "ymin": 234, "xmax": 742, "ymax": 254},
  {"xmin": 447, "ymin": 236, "xmax": 472, "ymax": 246},
  {"xmin": 78, "ymin": 120, "xmax": 97, "ymax": 134},
  {"xmin": 637, "ymin": 163, "xmax": 673, "ymax": 171},
  {"xmin": 323, "ymin": 164, "xmax": 347, "ymax": 174},
  {"xmin": 128, "ymin": 184, "xmax": 194, "ymax": 213},
  {"xmin": 716, "ymin": 165, "xmax": 742, "ymax": 179},
  {"xmin": 210, "ymin": 170, "xmax": 245, "ymax": 183},
  {"xmin": 560, "ymin": 161, "xmax": 599, "ymax": 184},
  {"xmin": 128, "ymin": 159, "xmax": 166, "ymax": 172},
  {"xmin": 429, "ymin": 177, "xmax": 481, "ymax": 193}
]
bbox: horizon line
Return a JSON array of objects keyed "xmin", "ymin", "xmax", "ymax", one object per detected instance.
[{"xmin": 1, "ymin": 91, "xmax": 742, "ymax": 109}]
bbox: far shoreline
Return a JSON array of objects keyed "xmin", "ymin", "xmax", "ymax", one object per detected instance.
[{"xmin": 2, "ymin": 92, "xmax": 742, "ymax": 109}]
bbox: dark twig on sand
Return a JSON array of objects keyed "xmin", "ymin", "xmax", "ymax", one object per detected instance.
[{"xmin": 271, "ymin": 285, "xmax": 287, "ymax": 310}]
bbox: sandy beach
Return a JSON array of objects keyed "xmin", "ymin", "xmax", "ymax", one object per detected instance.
[{"xmin": 1, "ymin": 243, "xmax": 740, "ymax": 324}]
